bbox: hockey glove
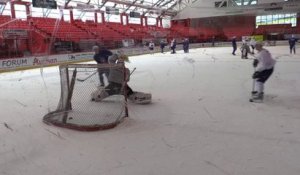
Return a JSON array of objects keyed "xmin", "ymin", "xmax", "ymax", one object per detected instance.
[
  {"xmin": 252, "ymin": 71, "xmax": 260, "ymax": 79},
  {"xmin": 253, "ymin": 59, "xmax": 258, "ymax": 67}
]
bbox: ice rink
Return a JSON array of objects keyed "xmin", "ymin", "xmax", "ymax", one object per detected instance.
[{"xmin": 1, "ymin": 45, "xmax": 300, "ymax": 175}]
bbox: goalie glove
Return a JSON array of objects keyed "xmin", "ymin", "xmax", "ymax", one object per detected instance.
[
  {"xmin": 253, "ymin": 59, "xmax": 258, "ymax": 68},
  {"xmin": 252, "ymin": 71, "xmax": 260, "ymax": 79}
]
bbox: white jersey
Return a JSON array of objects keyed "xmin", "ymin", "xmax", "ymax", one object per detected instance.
[
  {"xmin": 149, "ymin": 42, "xmax": 154, "ymax": 48},
  {"xmin": 250, "ymin": 39, "xmax": 256, "ymax": 46},
  {"xmin": 256, "ymin": 49, "xmax": 276, "ymax": 72}
]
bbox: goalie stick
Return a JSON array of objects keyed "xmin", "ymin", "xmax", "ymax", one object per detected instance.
[
  {"xmin": 130, "ymin": 67, "xmax": 136, "ymax": 76},
  {"xmin": 76, "ymin": 71, "xmax": 97, "ymax": 82},
  {"xmin": 77, "ymin": 67, "xmax": 136, "ymax": 82}
]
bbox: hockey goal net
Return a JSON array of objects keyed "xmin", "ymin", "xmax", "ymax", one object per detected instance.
[{"xmin": 43, "ymin": 64, "xmax": 128, "ymax": 131}]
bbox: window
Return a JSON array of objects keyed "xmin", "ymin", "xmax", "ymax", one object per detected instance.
[
  {"xmin": 256, "ymin": 13, "xmax": 297, "ymax": 27},
  {"xmin": 234, "ymin": 0, "xmax": 257, "ymax": 6},
  {"xmin": 266, "ymin": 15, "xmax": 273, "ymax": 24}
]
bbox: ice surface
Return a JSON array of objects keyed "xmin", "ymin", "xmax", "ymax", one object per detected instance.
[{"xmin": 1, "ymin": 46, "xmax": 300, "ymax": 175}]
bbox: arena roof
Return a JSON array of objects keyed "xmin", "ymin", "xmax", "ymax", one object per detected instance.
[{"xmin": 0, "ymin": 0, "xmax": 188, "ymax": 21}]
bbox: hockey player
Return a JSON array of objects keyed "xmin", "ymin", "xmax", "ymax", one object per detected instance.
[
  {"xmin": 232, "ymin": 36, "xmax": 237, "ymax": 55},
  {"xmin": 250, "ymin": 42, "xmax": 276, "ymax": 102},
  {"xmin": 249, "ymin": 37, "xmax": 256, "ymax": 54},
  {"xmin": 170, "ymin": 39, "xmax": 177, "ymax": 54},
  {"xmin": 93, "ymin": 45, "xmax": 113, "ymax": 86},
  {"xmin": 160, "ymin": 39, "xmax": 166, "ymax": 53},
  {"xmin": 240, "ymin": 39, "xmax": 251, "ymax": 59},
  {"xmin": 91, "ymin": 50, "xmax": 152, "ymax": 104},
  {"xmin": 288, "ymin": 35, "xmax": 298, "ymax": 54},
  {"xmin": 182, "ymin": 38, "xmax": 189, "ymax": 53},
  {"xmin": 148, "ymin": 41, "xmax": 155, "ymax": 54}
]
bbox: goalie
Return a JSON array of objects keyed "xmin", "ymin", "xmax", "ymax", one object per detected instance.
[{"xmin": 91, "ymin": 51, "xmax": 152, "ymax": 104}]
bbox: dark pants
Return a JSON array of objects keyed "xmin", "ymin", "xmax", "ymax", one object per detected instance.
[
  {"xmin": 171, "ymin": 47, "xmax": 176, "ymax": 54},
  {"xmin": 232, "ymin": 45, "xmax": 237, "ymax": 55},
  {"xmin": 290, "ymin": 45, "xmax": 296, "ymax": 54},
  {"xmin": 105, "ymin": 82, "xmax": 134, "ymax": 96},
  {"xmin": 98, "ymin": 68, "xmax": 109, "ymax": 86},
  {"xmin": 183, "ymin": 46, "xmax": 189, "ymax": 53},
  {"xmin": 257, "ymin": 68, "xmax": 274, "ymax": 83}
]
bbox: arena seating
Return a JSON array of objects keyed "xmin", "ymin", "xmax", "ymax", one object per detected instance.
[
  {"xmin": 0, "ymin": 16, "xmax": 30, "ymax": 30},
  {"xmin": 1, "ymin": 13, "xmax": 300, "ymax": 59},
  {"xmin": 31, "ymin": 17, "xmax": 94, "ymax": 42}
]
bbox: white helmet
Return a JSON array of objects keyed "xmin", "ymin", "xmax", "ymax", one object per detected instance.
[{"xmin": 92, "ymin": 45, "xmax": 99, "ymax": 51}]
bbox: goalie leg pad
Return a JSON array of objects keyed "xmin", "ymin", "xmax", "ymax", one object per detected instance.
[
  {"xmin": 91, "ymin": 87, "xmax": 109, "ymax": 102},
  {"xmin": 128, "ymin": 92, "xmax": 152, "ymax": 104}
]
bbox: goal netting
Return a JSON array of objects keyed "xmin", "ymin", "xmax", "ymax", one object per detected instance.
[{"xmin": 43, "ymin": 64, "xmax": 128, "ymax": 131}]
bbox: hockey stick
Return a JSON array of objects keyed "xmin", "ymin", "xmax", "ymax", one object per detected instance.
[
  {"xmin": 76, "ymin": 71, "xmax": 97, "ymax": 82},
  {"xmin": 77, "ymin": 67, "xmax": 136, "ymax": 82},
  {"xmin": 249, "ymin": 79, "xmax": 256, "ymax": 102},
  {"xmin": 130, "ymin": 67, "xmax": 136, "ymax": 75},
  {"xmin": 251, "ymin": 78, "xmax": 255, "ymax": 93}
]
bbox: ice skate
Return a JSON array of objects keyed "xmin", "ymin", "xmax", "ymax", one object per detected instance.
[
  {"xmin": 91, "ymin": 87, "xmax": 109, "ymax": 102},
  {"xmin": 249, "ymin": 92, "xmax": 264, "ymax": 103},
  {"xmin": 128, "ymin": 92, "xmax": 152, "ymax": 104}
]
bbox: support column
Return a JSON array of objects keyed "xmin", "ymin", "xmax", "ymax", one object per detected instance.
[
  {"xmin": 156, "ymin": 17, "xmax": 163, "ymax": 27},
  {"xmin": 160, "ymin": 18, "xmax": 163, "ymax": 28},
  {"xmin": 25, "ymin": 4, "xmax": 31, "ymax": 19},
  {"xmin": 126, "ymin": 14, "xmax": 129, "ymax": 25},
  {"xmin": 145, "ymin": 16, "xmax": 148, "ymax": 27},
  {"xmin": 101, "ymin": 11, "xmax": 105, "ymax": 24},
  {"xmin": 10, "ymin": 1, "xmax": 15, "ymax": 18},
  {"xmin": 140, "ymin": 15, "xmax": 143, "ymax": 26},
  {"xmin": 120, "ymin": 13, "xmax": 124, "ymax": 25},
  {"xmin": 69, "ymin": 9, "xmax": 74, "ymax": 23},
  {"xmin": 94, "ymin": 12, "xmax": 98, "ymax": 23}
]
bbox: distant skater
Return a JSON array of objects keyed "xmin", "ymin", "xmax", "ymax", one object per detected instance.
[
  {"xmin": 289, "ymin": 35, "xmax": 298, "ymax": 54},
  {"xmin": 160, "ymin": 40, "xmax": 166, "ymax": 53},
  {"xmin": 170, "ymin": 39, "xmax": 176, "ymax": 54},
  {"xmin": 149, "ymin": 41, "xmax": 155, "ymax": 54},
  {"xmin": 183, "ymin": 38, "xmax": 189, "ymax": 53},
  {"xmin": 93, "ymin": 46, "xmax": 112, "ymax": 86},
  {"xmin": 232, "ymin": 36, "xmax": 237, "ymax": 55}
]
